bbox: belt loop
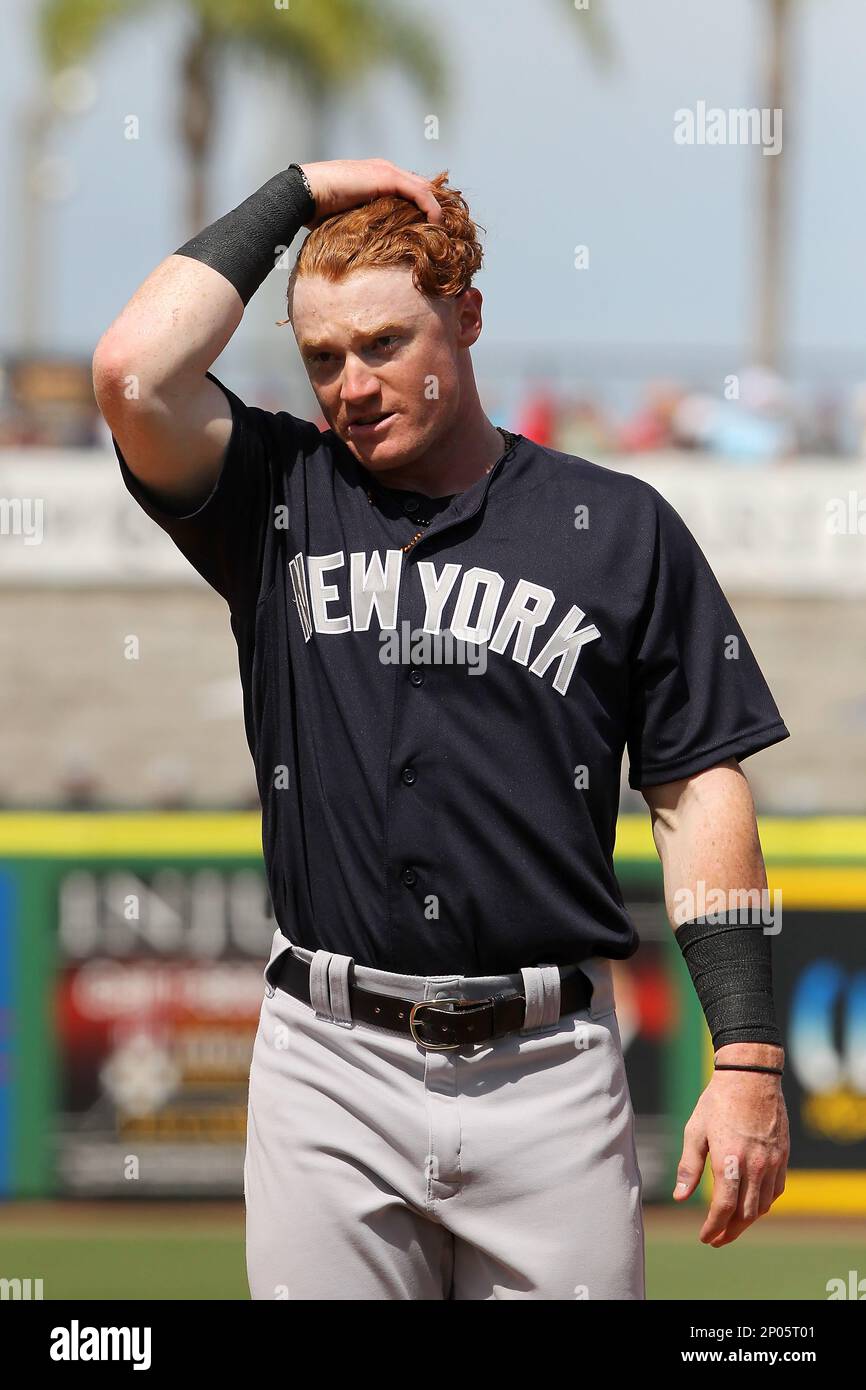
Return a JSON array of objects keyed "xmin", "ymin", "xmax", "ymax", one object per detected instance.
[
  {"xmin": 328, "ymin": 954, "xmax": 353, "ymax": 1026},
  {"xmin": 309, "ymin": 949, "xmax": 354, "ymax": 1027},
  {"xmin": 578, "ymin": 957, "xmax": 615, "ymax": 1019},
  {"xmin": 263, "ymin": 928, "xmax": 288, "ymax": 997},
  {"xmin": 520, "ymin": 964, "xmax": 561, "ymax": 1032}
]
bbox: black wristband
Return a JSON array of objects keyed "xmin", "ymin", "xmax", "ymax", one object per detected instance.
[
  {"xmin": 714, "ymin": 1063, "xmax": 783, "ymax": 1076},
  {"xmin": 675, "ymin": 911, "xmax": 783, "ymax": 1052},
  {"xmin": 173, "ymin": 164, "xmax": 315, "ymax": 307}
]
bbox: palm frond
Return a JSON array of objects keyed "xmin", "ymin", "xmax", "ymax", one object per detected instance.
[
  {"xmin": 38, "ymin": 0, "xmax": 445, "ymax": 99},
  {"xmin": 197, "ymin": 0, "xmax": 445, "ymax": 97},
  {"xmin": 37, "ymin": 0, "xmax": 158, "ymax": 71},
  {"xmin": 554, "ymin": 0, "xmax": 616, "ymax": 69}
]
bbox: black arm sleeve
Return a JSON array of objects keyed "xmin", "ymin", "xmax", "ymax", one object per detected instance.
[{"xmin": 173, "ymin": 164, "xmax": 314, "ymax": 305}]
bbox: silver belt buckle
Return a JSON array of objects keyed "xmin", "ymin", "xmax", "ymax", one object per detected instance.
[{"xmin": 409, "ymin": 995, "xmax": 491, "ymax": 1050}]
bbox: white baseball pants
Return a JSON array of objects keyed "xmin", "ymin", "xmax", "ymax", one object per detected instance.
[{"xmin": 244, "ymin": 928, "xmax": 645, "ymax": 1300}]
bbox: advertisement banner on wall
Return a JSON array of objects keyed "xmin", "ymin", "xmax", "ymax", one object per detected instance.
[
  {"xmin": 607, "ymin": 893, "xmax": 685, "ymax": 1201},
  {"xmin": 773, "ymin": 910, "xmax": 866, "ymax": 1169},
  {"xmin": 54, "ymin": 864, "xmax": 276, "ymax": 1195},
  {"xmin": 2, "ymin": 813, "xmax": 865, "ymax": 1209},
  {"xmin": 49, "ymin": 862, "xmax": 681, "ymax": 1199}
]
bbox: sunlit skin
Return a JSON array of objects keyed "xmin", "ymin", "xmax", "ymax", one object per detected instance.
[{"xmin": 288, "ymin": 266, "xmax": 506, "ymax": 496}]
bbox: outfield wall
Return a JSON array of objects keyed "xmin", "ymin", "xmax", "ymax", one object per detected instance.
[{"xmin": 0, "ymin": 813, "xmax": 863, "ymax": 1211}]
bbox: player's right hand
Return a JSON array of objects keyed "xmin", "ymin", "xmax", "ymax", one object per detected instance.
[{"xmin": 298, "ymin": 159, "xmax": 444, "ymax": 230}]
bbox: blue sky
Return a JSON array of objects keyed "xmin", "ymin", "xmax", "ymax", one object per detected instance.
[{"xmin": 2, "ymin": 0, "xmax": 865, "ymax": 407}]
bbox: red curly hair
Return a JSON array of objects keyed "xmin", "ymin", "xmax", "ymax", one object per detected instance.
[{"xmin": 285, "ymin": 171, "xmax": 484, "ymax": 317}]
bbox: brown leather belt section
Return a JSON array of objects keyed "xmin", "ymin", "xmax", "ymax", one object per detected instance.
[{"xmin": 265, "ymin": 948, "xmax": 594, "ymax": 1051}]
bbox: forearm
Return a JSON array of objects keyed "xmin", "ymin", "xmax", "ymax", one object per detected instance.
[
  {"xmin": 94, "ymin": 254, "xmax": 244, "ymax": 398},
  {"xmin": 94, "ymin": 164, "xmax": 314, "ymax": 396},
  {"xmin": 646, "ymin": 761, "xmax": 784, "ymax": 1064},
  {"xmin": 714, "ymin": 1039, "xmax": 784, "ymax": 1066},
  {"xmin": 648, "ymin": 758, "xmax": 767, "ymax": 927}
]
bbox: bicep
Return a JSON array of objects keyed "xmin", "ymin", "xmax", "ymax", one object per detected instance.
[
  {"xmin": 93, "ymin": 355, "xmax": 233, "ymax": 510},
  {"xmin": 641, "ymin": 756, "xmax": 742, "ymax": 818},
  {"xmin": 642, "ymin": 760, "xmax": 767, "ymax": 920}
]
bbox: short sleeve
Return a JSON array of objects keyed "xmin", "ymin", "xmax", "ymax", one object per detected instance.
[
  {"xmin": 113, "ymin": 370, "xmax": 280, "ymax": 614},
  {"xmin": 626, "ymin": 489, "xmax": 790, "ymax": 789}
]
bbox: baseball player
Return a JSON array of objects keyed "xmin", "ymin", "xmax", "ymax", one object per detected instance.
[{"xmin": 94, "ymin": 158, "xmax": 791, "ymax": 1300}]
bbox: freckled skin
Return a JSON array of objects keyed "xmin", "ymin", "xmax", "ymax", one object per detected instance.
[
  {"xmin": 290, "ymin": 266, "xmax": 504, "ymax": 497},
  {"xmin": 643, "ymin": 759, "xmax": 789, "ymax": 1245}
]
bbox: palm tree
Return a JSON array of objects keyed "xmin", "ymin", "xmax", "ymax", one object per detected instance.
[
  {"xmin": 24, "ymin": 0, "xmax": 610, "ymax": 350},
  {"xmin": 37, "ymin": 0, "xmax": 447, "ymax": 234},
  {"xmin": 557, "ymin": 0, "xmax": 795, "ymax": 373},
  {"xmin": 756, "ymin": 0, "xmax": 793, "ymax": 370}
]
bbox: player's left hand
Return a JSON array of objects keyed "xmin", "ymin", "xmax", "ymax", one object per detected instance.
[{"xmin": 672, "ymin": 1061, "xmax": 790, "ymax": 1247}]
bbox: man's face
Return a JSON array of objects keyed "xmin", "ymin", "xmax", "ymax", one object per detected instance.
[{"xmin": 291, "ymin": 266, "xmax": 475, "ymax": 474}]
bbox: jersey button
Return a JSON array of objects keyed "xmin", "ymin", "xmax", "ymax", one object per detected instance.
[
  {"xmin": 402, "ymin": 495, "xmax": 421, "ymax": 518},
  {"xmin": 409, "ymin": 668, "xmax": 424, "ymax": 686},
  {"xmin": 401, "ymin": 866, "xmax": 417, "ymax": 886},
  {"xmin": 401, "ymin": 766, "xmax": 417, "ymax": 786}
]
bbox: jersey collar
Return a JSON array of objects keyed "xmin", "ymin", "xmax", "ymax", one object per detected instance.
[{"xmin": 348, "ymin": 431, "xmax": 526, "ymax": 549}]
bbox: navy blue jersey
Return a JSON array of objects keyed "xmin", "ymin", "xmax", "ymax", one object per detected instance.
[{"xmin": 114, "ymin": 373, "xmax": 789, "ymax": 974}]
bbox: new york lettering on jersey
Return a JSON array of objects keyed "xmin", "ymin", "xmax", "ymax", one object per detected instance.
[
  {"xmin": 289, "ymin": 547, "xmax": 601, "ymax": 697},
  {"xmin": 114, "ymin": 371, "xmax": 789, "ymax": 975}
]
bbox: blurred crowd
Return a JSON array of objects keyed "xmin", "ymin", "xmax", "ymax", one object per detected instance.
[
  {"xmin": 2, "ymin": 355, "xmax": 865, "ymax": 461},
  {"xmin": 508, "ymin": 366, "xmax": 865, "ymax": 463},
  {"xmin": 11, "ymin": 746, "xmax": 262, "ymax": 814}
]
